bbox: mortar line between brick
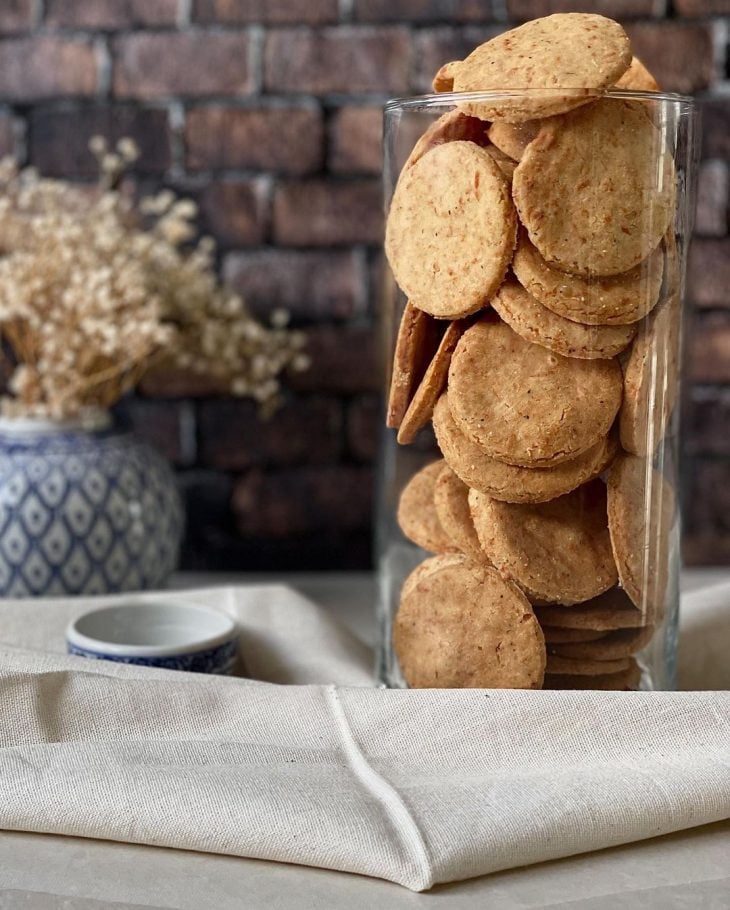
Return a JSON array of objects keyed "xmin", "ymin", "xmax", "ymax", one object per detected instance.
[
  {"xmin": 166, "ymin": 100, "xmax": 186, "ymax": 181},
  {"xmin": 30, "ymin": 0, "xmax": 45, "ymax": 28},
  {"xmin": 95, "ymin": 36, "xmax": 113, "ymax": 97},
  {"xmin": 248, "ymin": 25, "xmax": 265, "ymax": 95},
  {"xmin": 177, "ymin": 0, "xmax": 193, "ymax": 28}
]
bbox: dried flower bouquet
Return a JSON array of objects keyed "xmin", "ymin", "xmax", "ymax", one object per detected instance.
[{"xmin": 0, "ymin": 138, "xmax": 309, "ymax": 421}]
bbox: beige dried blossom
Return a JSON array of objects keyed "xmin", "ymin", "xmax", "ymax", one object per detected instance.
[{"xmin": 0, "ymin": 139, "xmax": 308, "ymax": 420}]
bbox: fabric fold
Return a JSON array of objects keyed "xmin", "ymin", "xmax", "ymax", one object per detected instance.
[{"xmin": 1, "ymin": 645, "xmax": 729, "ymax": 891}]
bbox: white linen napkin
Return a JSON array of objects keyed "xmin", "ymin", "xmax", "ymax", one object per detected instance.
[{"xmin": 0, "ymin": 582, "xmax": 728, "ymax": 892}]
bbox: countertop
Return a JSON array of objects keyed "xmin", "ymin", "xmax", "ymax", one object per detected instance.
[{"xmin": 0, "ymin": 570, "xmax": 728, "ymax": 910}]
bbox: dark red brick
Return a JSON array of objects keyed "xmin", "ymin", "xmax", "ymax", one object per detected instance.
[
  {"xmin": 196, "ymin": 178, "xmax": 269, "ymax": 247},
  {"xmin": 696, "ymin": 161, "xmax": 728, "ymax": 238},
  {"xmin": 113, "ymin": 31, "xmax": 252, "ymax": 99},
  {"xmin": 186, "ymin": 106, "xmax": 323, "ymax": 176},
  {"xmin": 682, "ymin": 459, "xmax": 730, "ymax": 565},
  {"xmin": 273, "ymin": 179, "xmax": 382, "ymax": 246},
  {"xmin": 139, "ymin": 368, "xmax": 228, "ymax": 398},
  {"xmin": 507, "ymin": 0, "xmax": 662, "ymax": 16},
  {"xmin": 199, "ymin": 396, "xmax": 342, "ymax": 470},
  {"xmin": 28, "ymin": 105, "xmax": 172, "ymax": 177},
  {"xmin": 116, "ymin": 397, "xmax": 190, "ymax": 466},
  {"xmin": 674, "ymin": 0, "xmax": 730, "ymax": 14},
  {"xmin": 264, "ymin": 27, "xmax": 410, "ymax": 94},
  {"xmin": 688, "ymin": 240, "xmax": 730, "ymax": 309},
  {"xmin": 686, "ymin": 387, "xmax": 730, "ymax": 456},
  {"xmin": 353, "ymin": 0, "xmax": 494, "ymax": 21},
  {"xmin": 232, "ymin": 466, "xmax": 373, "ymax": 537},
  {"xmin": 625, "ymin": 23, "xmax": 714, "ymax": 94},
  {"xmin": 687, "ymin": 313, "xmax": 730, "ymax": 382},
  {"xmin": 45, "ymin": 0, "xmax": 178, "ymax": 28},
  {"xmin": 288, "ymin": 325, "xmax": 379, "ymax": 394},
  {"xmin": 193, "ymin": 0, "xmax": 337, "ymax": 23},
  {"xmin": 0, "ymin": 112, "xmax": 17, "ymax": 157},
  {"xmin": 411, "ymin": 26, "xmax": 500, "ymax": 93},
  {"xmin": 0, "ymin": 37, "xmax": 98, "ymax": 101},
  {"xmin": 0, "ymin": 0, "xmax": 33, "ymax": 33},
  {"xmin": 347, "ymin": 395, "xmax": 381, "ymax": 461},
  {"xmin": 223, "ymin": 249, "xmax": 363, "ymax": 321},
  {"xmin": 329, "ymin": 106, "xmax": 383, "ymax": 175},
  {"xmin": 701, "ymin": 100, "xmax": 730, "ymax": 161}
]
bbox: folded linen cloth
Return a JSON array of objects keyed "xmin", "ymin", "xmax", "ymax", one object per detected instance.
[{"xmin": 0, "ymin": 582, "xmax": 728, "ymax": 891}]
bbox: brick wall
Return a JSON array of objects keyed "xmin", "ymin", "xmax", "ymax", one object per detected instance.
[{"xmin": 0, "ymin": 0, "xmax": 728, "ymax": 569}]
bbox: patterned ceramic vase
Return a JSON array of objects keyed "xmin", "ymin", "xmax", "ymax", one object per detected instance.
[{"xmin": 0, "ymin": 415, "xmax": 184, "ymax": 597}]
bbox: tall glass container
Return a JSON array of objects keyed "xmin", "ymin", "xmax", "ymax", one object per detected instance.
[{"xmin": 376, "ymin": 91, "xmax": 698, "ymax": 691}]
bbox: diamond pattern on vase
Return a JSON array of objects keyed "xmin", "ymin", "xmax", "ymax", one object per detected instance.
[
  {"xmin": 0, "ymin": 426, "xmax": 183, "ymax": 596},
  {"xmin": 1, "ymin": 519, "xmax": 30, "ymax": 565},
  {"xmin": 19, "ymin": 491, "xmax": 52, "ymax": 538},
  {"xmin": 40, "ymin": 519, "xmax": 72, "ymax": 567}
]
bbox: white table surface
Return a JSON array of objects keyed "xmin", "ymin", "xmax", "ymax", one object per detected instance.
[{"xmin": 1, "ymin": 569, "xmax": 728, "ymax": 910}]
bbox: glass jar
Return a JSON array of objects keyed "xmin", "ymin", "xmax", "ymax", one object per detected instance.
[{"xmin": 376, "ymin": 90, "xmax": 698, "ymax": 692}]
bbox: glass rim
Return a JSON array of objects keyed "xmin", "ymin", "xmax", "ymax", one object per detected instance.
[{"xmin": 385, "ymin": 89, "xmax": 695, "ymax": 113}]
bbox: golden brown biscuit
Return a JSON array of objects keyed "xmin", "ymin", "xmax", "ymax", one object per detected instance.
[
  {"xmin": 386, "ymin": 301, "xmax": 443, "ymax": 429},
  {"xmin": 548, "ymin": 625, "xmax": 654, "ymax": 660},
  {"xmin": 615, "ymin": 56, "xmax": 660, "ymax": 92},
  {"xmin": 469, "ymin": 480, "xmax": 618, "ymax": 605},
  {"xmin": 491, "ymin": 278, "xmax": 636, "ymax": 360},
  {"xmin": 512, "ymin": 232, "xmax": 665, "ymax": 326},
  {"xmin": 513, "ymin": 99, "xmax": 676, "ymax": 276},
  {"xmin": 394, "ymin": 556, "xmax": 545, "ymax": 688},
  {"xmin": 453, "ymin": 14, "xmax": 631, "ymax": 122},
  {"xmin": 607, "ymin": 454, "xmax": 676, "ymax": 615},
  {"xmin": 403, "ymin": 110, "xmax": 488, "ymax": 171},
  {"xmin": 535, "ymin": 588, "xmax": 650, "ymax": 631},
  {"xmin": 544, "ymin": 659, "xmax": 641, "ymax": 690},
  {"xmin": 432, "ymin": 61, "xmax": 459, "ymax": 93},
  {"xmin": 487, "ymin": 121, "xmax": 539, "ymax": 161},
  {"xmin": 619, "ymin": 293, "xmax": 680, "ymax": 456},
  {"xmin": 433, "ymin": 464, "xmax": 484, "ymax": 559},
  {"xmin": 397, "ymin": 460, "xmax": 457, "ymax": 554},
  {"xmin": 386, "ymin": 142, "xmax": 517, "ymax": 319},
  {"xmin": 397, "ymin": 320, "xmax": 465, "ymax": 445},
  {"xmin": 542, "ymin": 627, "xmax": 609, "ymax": 644},
  {"xmin": 546, "ymin": 654, "xmax": 631, "ymax": 675},
  {"xmin": 448, "ymin": 320, "xmax": 623, "ymax": 467},
  {"xmin": 432, "ymin": 393, "xmax": 616, "ymax": 503}
]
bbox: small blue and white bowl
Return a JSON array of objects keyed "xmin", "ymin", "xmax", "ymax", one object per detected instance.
[{"xmin": 66, "ymin": 602, "xmax": 239, "ymax": 675}]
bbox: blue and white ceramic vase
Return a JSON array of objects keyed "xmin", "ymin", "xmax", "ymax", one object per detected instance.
[{"xmin": 0, "ymin": 414, "xmax": 184, "ymax": 597}]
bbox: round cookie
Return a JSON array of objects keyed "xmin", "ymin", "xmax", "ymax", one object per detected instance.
[
  {"xmin": 512, "ymin": 232, "xmax": 665, "ymax": 326},
  {"xmin": 544, "ymin": 659, "xmax": 641, "ymax": 690},
  {"xmin": 448, "ymin": 320, "xmax": 623, "ymax": 467},
  {"xmin": 432, "ymin": 393, "xmax": 617, "ymax": 504},
  {"xmin": 542, "ymin": 627, "xmax": 609, "ymax": 644},
  {"xmin": 545, "ymin": 654, "xmax": 631, "ymax": 676},
  {"xmin": 432, "ymin": 61, "xmax": 459, "ymax": 93},
  {"xmin": 469, "ymin": 480, "xmax": 618, "ymax": 605},
  {"xmin": 386, "ymin": 142, "xmax": 517, "ymax": 319},
  {"xmin": 512, "ymin": 99, "xmax": 676, "ymax": 276},
  {"xmin": 397, "ymin": 460, "xmax": 456, "ymax": 554},
  {"xmin": 535, "ymin": 588, "xmax": 650, "ymax": 631},
  {"xmin": 387, "ymin": 301, "xmax": 443, "ymax": 429},
  {"xmin": 452, "ymin": 14, "xmax": 631, "ymax": 122},
  {"xmin": 404, "ymin": 110, "xmax": 488, "ymax": 171},
  {"xmin": 619, "ymin": 293, "xmax": 680, "ymax": 456},
  {"xmin": 548, "ymin": 624, "xmax": 654, "ymax": 660},
  {"xmin": 491, "ymin": 278, "xmax": 636, "ymax": 360},
  {"xmin": 607, "ymin": 454, "xmax": 676, "ymax": 614},
  {"xmin": 394, "ymin": 556, "xmax": 545, "ymax": 688},
  {"xmin": 433, "ymin": 464, "xmax": 484, "ymax": 559},
  {"xmin": 615, "ymin": 56, "xmax": 660, "ymax": 92},
  {"xmin": 398, "ymin": 320, "xmax": 465, "ymax": 445},
  {"xmin": 487, "ymin": 121, "xmax": 539, "ymax": 161}
]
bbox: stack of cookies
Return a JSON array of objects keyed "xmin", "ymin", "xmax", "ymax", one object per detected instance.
[{"xmin": 384, "ymin": 13, "xmax": 680, "ymax": 692}]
